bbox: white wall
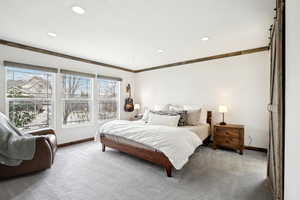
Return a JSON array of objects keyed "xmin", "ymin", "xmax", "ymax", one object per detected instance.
[
  {"xmin": 0, "ymin": 45, "xmax": 270, "ymax": 149},
  {"xmin": 285, "ymin": 0, "xmax": 300, "ymax": 199},
  {"xmin": 0, "ymin": 45, "xmax": 135, "ymax": 144},
  {"xmin": 135, "ymin": 52, "xmax": 270, "ymax": 148}
]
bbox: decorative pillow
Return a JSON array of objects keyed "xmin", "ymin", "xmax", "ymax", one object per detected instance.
[
  {"xmin": 147, "ymin": 112, "xmax": 180, "ymax": 127},
  {"xmin": 169, "ymin": 105, "xmax": 184, "ymax": 111},
  {"xmin": 150, "ymin": 110, "xmax": 187, "ymax": 126},
  {"xmin": 186, "ymin": 109, "xmax": 201, "ymax": 125},
  {"xmin": 199, "ymin": 108, "xmax": 208, "ymax": 124},
  {"xmin": 183, "ymin": 105, "xmax": 199, "ymax": 110},
  {"xmin": 142, "ymin": 108, "xmax": 150, "ymax": 122},
  {"xmin": 153, "ymin": 104, "xmax": 170, "ymax": 111}
]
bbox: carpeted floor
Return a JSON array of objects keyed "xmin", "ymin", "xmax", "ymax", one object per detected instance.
[{"xmin": 0, "ymin": 142, "xmax": 272, "ymax": 200}]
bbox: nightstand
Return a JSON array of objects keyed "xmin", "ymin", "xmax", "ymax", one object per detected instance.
[{"xmin": 213, "ymin": 124, "xmax": 244, "ymax": 155}]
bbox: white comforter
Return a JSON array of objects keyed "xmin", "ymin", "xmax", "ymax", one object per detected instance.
[{"xmin": 95, "ymin": 120, "xmax": 202, "ymax": 170}]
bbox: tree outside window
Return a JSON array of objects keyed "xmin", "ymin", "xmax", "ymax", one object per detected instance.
[
  {"xmin": 62, "ymin": 74, "xmax": 92, "ymax": 125},
  {"xmin": 98, "ymin": 78, "xmax": 120, "ymax": 121}
]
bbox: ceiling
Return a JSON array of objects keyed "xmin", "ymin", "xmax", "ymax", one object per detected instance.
[{"xmin": 0, "ymin": 0, "xmax": 274, "ymax": 70}]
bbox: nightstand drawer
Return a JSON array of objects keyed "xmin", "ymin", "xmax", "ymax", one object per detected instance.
[
  {"xmin": 215, "ymin": 128, "xmax": 240, "ymax": 138},
  {"xmin": 215, "ymin": 136, "xmax": 240, "ymax": 146}
]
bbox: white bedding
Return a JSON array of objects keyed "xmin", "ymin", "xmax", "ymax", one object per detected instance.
[
  {"xmin": 95, "ymin": 120, "xmax": 202, "ymax": 170},
  {"xmin": 179, "ymin": 124, "xmax": 210, "ymax": 141}
]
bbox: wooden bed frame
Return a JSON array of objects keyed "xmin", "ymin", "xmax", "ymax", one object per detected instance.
[{"xmin": 100, "ymin": 111, "xmax": 212, "ymax": 177}]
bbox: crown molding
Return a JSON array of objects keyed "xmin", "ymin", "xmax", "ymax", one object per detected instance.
[
  {"xmin": 0, "ymin": 39, "xmax": 268, "ymax": 74},
  {"xmin": 134, "ymin": 46, "xmax": 269, "ymax": 73},
  {"xmin": 0, "ymin": 39, "xmax": 134, "ymax": 73}
]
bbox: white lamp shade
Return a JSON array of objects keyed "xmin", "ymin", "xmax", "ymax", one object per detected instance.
[
  {"xmin": 219, "ymin": 105, "xmax": 228, "ymax": 113},
  {"xmin": 134, "ymin": 104, "xmax": 140, "ymax": 110}
]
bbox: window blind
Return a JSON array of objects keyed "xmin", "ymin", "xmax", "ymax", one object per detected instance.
[
  {"xmin": 97, "ymin": 74, "xmax": 122, "ymax": 82},
  {"xmin": 3, "ymin": 61, "xmax": 58, "ymax": 73},
  {"xmin": 60, "ymin": 69, "xmax": 95, "ymax": 78}
]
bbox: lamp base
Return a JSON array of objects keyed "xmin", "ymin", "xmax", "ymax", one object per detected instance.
[{"xmin": 220, "ymin": 122, "xmax": 226, "ymax": 125}]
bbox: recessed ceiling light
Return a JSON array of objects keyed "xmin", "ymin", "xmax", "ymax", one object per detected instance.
[
  {"xmin": 47, "ymin": 32, "xmax": 57, "ymax": 37},
  {"xmin": 157, "ymin": 49, "xmax": 164, "ymax": 53},
  {"xmin": 72, "ymin": 6, "xmax": 85, "ymax": 15},
  {"xmin": 201, "ymin": 37, "xmax": 209, "ymax": 41}
]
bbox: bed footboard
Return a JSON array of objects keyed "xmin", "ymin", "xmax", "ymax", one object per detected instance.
[{"xmin": 100, "ymin": 135, "xmax": 173, "ymax": 177}]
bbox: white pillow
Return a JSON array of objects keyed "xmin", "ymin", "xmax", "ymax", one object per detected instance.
[
  {"xmin": 142, "ymin": 108, "xmax": 150, "ymax": 122},
  {"xmin": 183, "ymin": 105, "xmax": 196, "ymax": 110},
  {"xmin": 153, "ymin": 104, "xmax": 170, "ymax": 111},
  {"xmin": 169, "ymin": 104, "xmax": 184, "ymax": 111},
  {"xmin": 147, "ymin": 113, "xmax": 180, "ymax": 127},
  {"xmin": 199, "ymin": 108, "xmax": 208, "ymax": 124},
  {"xmin": 185, "ymin": 108, "xmax": 208, "ymax": 125},
  {"xmin": 186, "ymin": 109, "xmax": 201, "ymax": 125}
]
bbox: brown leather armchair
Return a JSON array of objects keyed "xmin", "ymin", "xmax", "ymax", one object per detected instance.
[{"xmin": 0, "ymin": 128, "xmax": 57, "ymax": 179}]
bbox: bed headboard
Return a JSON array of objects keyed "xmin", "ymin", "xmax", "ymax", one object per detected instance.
[{"xmin": 207, "ymin": 111, "xmax": 212, "ymax": 127}]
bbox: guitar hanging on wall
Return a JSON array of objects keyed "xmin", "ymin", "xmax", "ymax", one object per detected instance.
[{"xmin": 124, "ymin": 84, "xmax": 134, "ymax": 112}]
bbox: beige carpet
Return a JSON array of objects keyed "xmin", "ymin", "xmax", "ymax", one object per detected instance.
[{"xmin": 0, "ymin": 142, "xmax": 272, "ymax": 200}]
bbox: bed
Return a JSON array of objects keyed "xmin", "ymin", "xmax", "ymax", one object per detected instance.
[{"xmin": 97, "ymin": 111, "xmax": 212, "ymax": 177}]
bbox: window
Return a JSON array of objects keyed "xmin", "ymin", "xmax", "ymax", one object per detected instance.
[
  {"xmin": 4, "ymin": 61, "xmax": 122, "ymax": 129},
  {"xmin": 97, "ymin": 77, "xmax": 120, "ymax": 121},
  {"xmin": 62, "ymin": 71, "xmax": 93, "ymax": 125},
  {"xmin": 5, "ymin": 63, "xmax": 56, "ymax": 131}
]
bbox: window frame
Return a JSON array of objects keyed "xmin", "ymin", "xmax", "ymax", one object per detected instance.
[
  {"xmin": 5, "ymin": 67, "xmax": 56, "ymax": 131},
  {"xmin": 61, "ymin": 73, "xmax": 94, "ymax": 128},
  {"xmin": 3, "ymin": 61, "xmax": 123, "ymax": 130},
  {"xmin": 96, "ymin": 77, "xmax": 121, "ymax": 123}
]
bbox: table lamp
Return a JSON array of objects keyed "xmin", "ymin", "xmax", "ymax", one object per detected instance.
[
  {"xmin": 134, "ymin": 104, "xmax": 140, "ymax": 117},
  {"xmin": 219, "ymin": 105, "xmax": 228, "ymax": 125}
]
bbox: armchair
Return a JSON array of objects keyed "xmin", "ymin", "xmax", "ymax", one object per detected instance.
[{"xmin": 0, "ymin": 128, "xmax": 57, "ymax": 179}]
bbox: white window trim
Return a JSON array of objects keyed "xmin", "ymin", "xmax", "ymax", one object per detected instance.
[
  {"xmin": 96, "ymin": 78, "xmax": 121, "ymax": 123},
  {"xmin": 5, "ymin": 67, "xmax": 56, "ymax": 130},
  {"xmin": 61, "ymin": 74, "xmax": 94, "ymax": 128},
  {"xmin": 4, "ymin": 67, "xmax": 124, "ymax": 130}
]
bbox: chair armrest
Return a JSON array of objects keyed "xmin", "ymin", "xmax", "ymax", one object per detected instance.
[
  {"xmin": 0, "ymin": 136, "xmax": 53, "ymax": 179},
  {"xmin": 34, "ymin": 137, "xmax": 53, "ymax": 168},
  {"xmin": 27, "ymin": 128, "xmax": 56, "ymax": 136}
]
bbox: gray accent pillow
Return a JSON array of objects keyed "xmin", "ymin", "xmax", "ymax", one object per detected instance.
[{"xmin": 150, "ymin": 110, "xmax": 187, "ymax": 126}]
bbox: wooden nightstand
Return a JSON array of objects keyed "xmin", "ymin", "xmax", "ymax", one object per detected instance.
[{"xmin": 213, "ymin": 124, "xmax": 244, "ymax": 155}]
